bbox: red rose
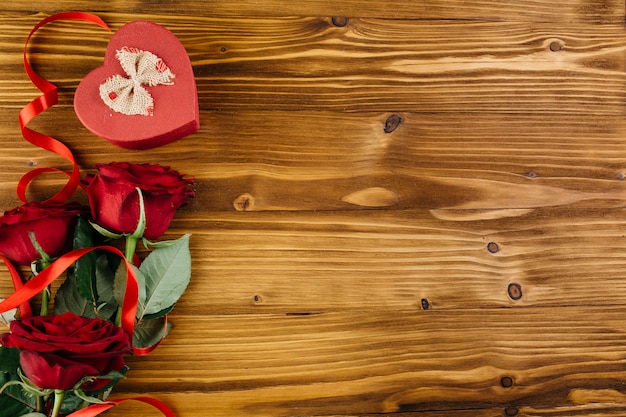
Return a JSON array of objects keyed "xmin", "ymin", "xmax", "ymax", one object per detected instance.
[
  {"xmin": 0, "ymin": 312, "xmax": 131, "ymax": 390},
  {"xmin": 81, "ymin": 162, "xmax": 194, "ymax": 240},
  {"xmin": 0, "ymin": 201, "xmax": 85, "ymax": 265}
]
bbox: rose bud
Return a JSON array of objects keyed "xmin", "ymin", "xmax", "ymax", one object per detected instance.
[
  {"xmin": 81, "ymin": 162, "xmax": 194, "ymax": 240},
  {"xmin": 0, "ymin": 201, "xmax": 86, "ymax": 265}
]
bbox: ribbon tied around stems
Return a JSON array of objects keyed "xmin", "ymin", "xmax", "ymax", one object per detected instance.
[{"xmin": 99, "ymin": 46, "xmax": 175, "ymax": 116}]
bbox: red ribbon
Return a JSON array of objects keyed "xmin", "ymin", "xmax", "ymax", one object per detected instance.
[
  {"xmin": 0, "ymin": 246, "xmax": 177, "ymax": 414},
  {"xmin": 17, "ymin": 12, "xmax": 110, "ymax": 203},
  {"xmin": 67, "ymin": 397, "xmax": 176, "ymax": 417},
  {"xmin": 0, "ymin": 254, "xmax": 32, "ymax": 320},
  {"xmin": 0, "ymin": 13, "xmax": 179, "ymax": 416},
  {"xmin": 0, "ymin": 246, "xmax": 138, "ymax": 343}
]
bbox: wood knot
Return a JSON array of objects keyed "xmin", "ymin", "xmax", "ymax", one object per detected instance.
[
  {"xmin": 504, "ymin": 406, "xmax": 519, "ymax": 417},
  {"xmin": 549, "ymin": 40, "xmax": 563, "ymax": 52},
  {"xmin": 508, "ymin": 283, "xmax": 523, "ymax": 301},
  {"xmin": 233, "ymin": 193, "xmax": 255, "ymax": 211},
  {"xmin": 331, "ymin": 16, "xmax": 349, "ymax": 27},
  {"xmin": 384, "ymin": 114, "xmax": 403, "ymax": 133},
  {"xmin": 487, "ymin": 242, "xmax": 499, "ymax": 254},
  {"xmin": 420, "ymin": 298, "xmax": 430, "ymax": 310},
  {"xmin": 500, "ymin": 376, "xmax": 514, "ymax": 388}
]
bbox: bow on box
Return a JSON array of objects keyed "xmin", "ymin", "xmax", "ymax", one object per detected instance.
[{"xmin": 100, "ymin": 47, "xmax": 175, "ymax": 116}]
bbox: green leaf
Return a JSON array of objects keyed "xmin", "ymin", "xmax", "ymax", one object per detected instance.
[
  {"xmin": 56, "ymin": 254, "xmax": 119, "ymax": 321},
  {"xmin": 55, "ymin": 273, "xmax": 96, "ymax": 319},
  {"xmin": 143, "ymin": 303, "xmax": 176, "ymax": 320},
  {"xmin": 58, "ymin": 392, "xmax": 87, "ymax": 415},
  {"xmin": 138, "ymin": 234, "xmax": 191, "ymax": 320},
  {"xmin": 72, "ymin": 217, "xmax": 100, "ymax": 303},
  {"xmin": 113, "ymin": 263, "xmax": 146, "ymax": 314},
  {"xmin": 0, "ymin": 373, "xmax": 36, "ymax": 417},
  {"xmin": 83, "ymin": 366, "xmax": 128, "ymax": 397},
  {"xmin": 0, "ymin": 347, "xmax": 20, "ymax": 373},
  {"xmin": 93, "ymin": 254, "xmax": 119, "ymax": 320},
  {"xmin": 133, "ymin": 317, "xmax": 172, "ymax": 349}
]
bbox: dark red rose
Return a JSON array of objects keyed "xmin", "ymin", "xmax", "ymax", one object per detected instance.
[
  {"xmin": 0, "ymin": 201, "xmax": 85, "ymax": 265},
  {"xmin": 0, "ymin": 312, "xmax": 130, "ymax": 390},
  {"xmin": 81, "ymin": 162, "xmax": 194, "ymax": 240}
]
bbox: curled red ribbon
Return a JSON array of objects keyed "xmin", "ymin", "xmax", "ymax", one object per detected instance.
[
  {"xmin": 0, "ymin": 13, "xmax": 179, "ymax": 416},
  {"xmin": 17, "ymin": 12, "xmax": 110, "ymax": 203}
]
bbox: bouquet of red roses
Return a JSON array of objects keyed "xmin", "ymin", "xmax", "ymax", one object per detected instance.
[
  {"xmin": 0, "ymin": 162, "xmax": 194, "ymax": 417},
  {"xmin": 0, "ymin": 12, "xmax": 199, "ymax": 416}
]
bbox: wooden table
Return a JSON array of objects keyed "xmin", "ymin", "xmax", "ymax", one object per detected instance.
[{"xmin": 2, "ymin": 1, "xmax": 626, "ymax": 416}]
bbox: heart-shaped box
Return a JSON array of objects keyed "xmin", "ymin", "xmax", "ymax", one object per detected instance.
[{"xmin": 74, "ymin": 21, "xmax": 199, "ymax": 150}]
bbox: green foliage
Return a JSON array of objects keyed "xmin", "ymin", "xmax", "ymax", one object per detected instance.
[
  {"xmin": 55, "ymin": 272, "xmax": 97, "ymax": 319},
  {"xmin": 72, "ymin": 217, "xmax": 100, "ymax": 303},
  {"xmin": 133, "ymin": 317, "xmax": 172, "ymax": 349},
  {"xmin": 56, "ymin": 218, "xmax": 120, "ymax": 320},
  {"xmin": 0, "ymin": 347, "xmax": 35, "ymax": 417},
  {"xmin": 0, "ymin": 346, "xmax": 19, "ymax": 373},
  {"xmin": 57, "ymin": 216, "xmax": 192, "ymax": 354},
  {"xmin": 138, "ymin": 234, "xmax": 191, "ymax": 320},
  {"xmin": 56, "ymin": 254, "xmax": 118, "ymax": 320},
  {"xmin": 113, "ymin": 264, "xmax": 147, "ymax": 313}
]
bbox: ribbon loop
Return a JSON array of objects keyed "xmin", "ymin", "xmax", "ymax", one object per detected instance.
[
  {"xmin": 18, "ymin": 12, "xmax": 111, "ymax": 204},
  {"xmin": 99, "ymin": 47, "xmax": 175, "ymax": 116}
]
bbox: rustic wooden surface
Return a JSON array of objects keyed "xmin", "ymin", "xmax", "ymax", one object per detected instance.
[{"xmin": 2, "ymin": 1, "xmax": 626, "ymax": 416}]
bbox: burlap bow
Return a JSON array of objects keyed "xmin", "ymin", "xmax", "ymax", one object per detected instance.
[{"xmin": 99, "ymin": 46, "xmax": 175, "ymax": 116}]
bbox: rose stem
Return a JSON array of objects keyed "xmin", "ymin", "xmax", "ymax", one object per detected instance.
[
  {"xmin": 50, "ymin": 390, "xmax": 65, "ymax": 417},
  {"xmin": 35, "ymin": 260, "xmax": 52, "ymax": 317},
  {"xmin": 29, "ymin": 233, "xmax": 52, "ymax": 316},
  {"xmin": 40, "ymin": 286, "xmax": 50, "ymax": 316},
  {"xmin": 115, "ymin": 235, "xmax": 139, "ymax": 327}
]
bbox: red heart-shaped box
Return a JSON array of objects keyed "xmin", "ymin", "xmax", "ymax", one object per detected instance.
[{"xmin": 74, "ymin": 21, "xmax": 199, "ymax": 150}]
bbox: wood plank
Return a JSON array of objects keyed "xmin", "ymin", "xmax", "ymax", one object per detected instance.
[
  {"xmin": 152, "ymin": 206, "xmax": 626, "ymax": 314},
  {"xmin": 1, "ymin": 109, "xmax": 625, "ymax": 211},
  {"xmin": 3, "ymin": 206, "xmax": 624, "ymax": 315},
  {"xmin": 2, "ymin": 16, "xmax": 626, "ymax": 114},
  {"xmin": 1, "ymin": 1, "xmax": 623, "ymax": 22},
  {"xmin": 78, "ymin": 308, "xmax": 626, "ymax": 416}
]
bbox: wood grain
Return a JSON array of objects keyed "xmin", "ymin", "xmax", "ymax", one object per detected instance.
[
  {"xmin": 3, "ymin": 16, "xmax": 626, "ymax": 115},
  {"xmin": 98, "ymin": 308, "xmax": 626, "ymax": 416},
  {"xmin": 1, "ymin": 3, "xmax": 626, "ymax": 417},
  {"xmin": 2, "ymin": 1, "xmax": 624, "ymax": 22},
  {"xmin": 1, "ymin": 109, "xmax": 625, "ymax": 211}
]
